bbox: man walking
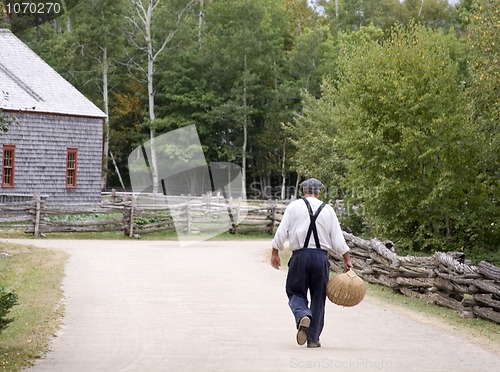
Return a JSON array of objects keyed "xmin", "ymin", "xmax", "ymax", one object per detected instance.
[{"xmin": 271, "ymin": 178, "xmax": 352, "ymax": 348}]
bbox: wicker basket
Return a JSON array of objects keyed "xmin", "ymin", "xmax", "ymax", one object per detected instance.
[{"xmin": 327, "ymin": 269, "xmax": 366, "ymax": 307}]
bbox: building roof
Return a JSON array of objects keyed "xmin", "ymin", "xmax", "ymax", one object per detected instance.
[{"xmin": 0, "ymin": 29, "xmax": 106, "ymax": 118}]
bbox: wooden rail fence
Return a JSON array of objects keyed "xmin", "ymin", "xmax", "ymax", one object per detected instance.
[
  {"xmin": 0, "ymin": 192, "xmax": 287, "ymax": 237},
  {"xmin": 329, "ymin": 233, "xmax": 500, "ymax": 325}
]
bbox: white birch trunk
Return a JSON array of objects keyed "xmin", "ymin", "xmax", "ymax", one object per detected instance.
[
  {"xmin": 101, "ymin": 47, "xmax": 110, "ymax": 191},
  {"xmin": 143, "ymin": 0, "xmax": 159, "ymax": 194},
  {"xmin": 67, "ymin": 14, "xmax": 72, "ymax": 32},
  {"xmin": 294, "ymin": 174, "xmax": 301, "ymax": 199},
  {"xmin": 198, "ymin": 0, "xmax": 204, "ymax": 43},
  {"xmin": 241, "ymin": 52, "xmax": 248, "ymax": 200},
  {"xmin": 128, "ymin": 0, "xmax": 195, "ymax": 194},
  {"xmin": 418, "ymin": 0, "xmax": 425, "ymax": 17},
  {"xmin": 281, "ymin": 141, "xmax": 286, "ymax": 200}
]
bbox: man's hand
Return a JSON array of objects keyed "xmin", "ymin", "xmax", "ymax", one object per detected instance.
[
  {"xmin": 271, "ymin": 248, "xmax": 281, "ymax": 270},
  {"xmin": 343, "ymin": 252, "xmax": 353, "ymax": 272}
]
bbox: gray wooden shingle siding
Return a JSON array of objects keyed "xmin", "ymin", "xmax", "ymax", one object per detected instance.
[
  {"xmin": 1, "ymin": 29, "xmax": 106, "ymax": 205},
  {"xmin": 1, "ymin": 112, "xmax": 103, "ymax": 204}
]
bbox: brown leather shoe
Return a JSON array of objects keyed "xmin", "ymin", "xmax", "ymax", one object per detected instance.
[{"xmin": 296, "ymin": 316, "xmax": 310, "ymax": 345}]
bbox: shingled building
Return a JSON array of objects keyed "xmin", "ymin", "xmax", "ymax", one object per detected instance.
[{"xmin": 0, "ymin": 29, "xmax": 106, "ymax": 204}]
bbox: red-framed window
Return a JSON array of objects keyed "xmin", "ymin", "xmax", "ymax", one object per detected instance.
[
  {"xmin": 66, "ymin": 148, "xmax": 78, "ymax": 188},
  {"xmin": 2, "ymin": 144, "xmax": 15, "ymax": 188}
]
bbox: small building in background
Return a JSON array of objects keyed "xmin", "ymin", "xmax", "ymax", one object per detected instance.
[{"xmin": 0, "ymin": 29, "xmax": 106, "ymax": 204}]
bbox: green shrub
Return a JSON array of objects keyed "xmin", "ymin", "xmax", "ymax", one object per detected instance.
[{"xmin": 0, "ymin": 288, "xmax": 18, "ymax": 334}]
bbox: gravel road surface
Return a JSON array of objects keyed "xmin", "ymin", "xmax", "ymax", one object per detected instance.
[{"xmin": 5, "ymin": 239, "xmax": 499, "ymax": 372}]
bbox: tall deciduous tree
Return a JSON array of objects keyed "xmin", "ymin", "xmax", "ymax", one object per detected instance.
[
  {"xmin": 402, "ymin": 0, "xmax": 455, "ymax": 29},
  {"xmin": 292, "ymin": 24, "xmax": 482, "ymax": 252},
  {"xmin": 126, "ymin": 0, "xmax": 195, "ymax": 194},
  {"xmin": 336, "ymin": 24, "xmax": 478, "ymax": 252},
  {"xmin": 286, "ymin": 24, "xmax": 384, "ymax": 193},
  {"xmin": 319, "ymin": 0, "xmax": 407, "ymax": 31},
  {"xmin": 0, "ymin": 111, "xmax": 12, "ymax": 134},
  {"xmin": 464, "ymin": 0, "xmax": 500, "ymax": 251},
  {"xmin": 1, "ymin": 91, "xmax": 12, "ymax": 133},
  {"xmin": 69, "ymin": 0, "xmax": 128, "ymax": 190},
  {"xmin": 201, "ymin": 0, "xmax": 288, "ymax": 198}
]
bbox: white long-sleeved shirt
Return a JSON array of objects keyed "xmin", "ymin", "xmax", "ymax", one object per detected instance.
[{"xmin": 271, "ymin": 197, "xmax": 350, "ymax": 256}]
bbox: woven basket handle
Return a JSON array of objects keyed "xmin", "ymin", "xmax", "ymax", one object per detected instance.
[{"xmin": 345, "ymin": 269, "xmax": 358, "ymax": 279}]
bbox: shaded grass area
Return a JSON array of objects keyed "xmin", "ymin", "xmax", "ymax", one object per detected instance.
[
  {"xmin": 0, "ymin": 242, "xmax": 68, "ymax": 371},
  {"xmin": 266, "ymin": 248, "xmax": 500, "ymax": 353}
]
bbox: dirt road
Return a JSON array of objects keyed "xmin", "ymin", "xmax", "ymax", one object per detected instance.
[{"xmin": 6, "ymin": 239, "xmax": 499, "ymax": 372}]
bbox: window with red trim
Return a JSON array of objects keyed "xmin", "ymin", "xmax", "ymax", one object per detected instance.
[
  {"xmin": 2, "ymin": 144, "xmax": 15, "ymax": 188},
  {"xmin": 66, "ymin": 148, "xmax": 78, "ymax": 188}
]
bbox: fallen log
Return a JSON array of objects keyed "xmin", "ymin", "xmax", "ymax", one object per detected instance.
[
  {"xmin": 473, "ymin": 294, "xmax": 500, "ymax": 310},
  {"xmin": 398, "ymin": 287, "xmax": 428, "ymax": 299},
  {"xmin": 370, "ymin": 239, "xmax": 399, "ymax": 267},
  {"xmin": 429, "ymin": 292, "xmax": 465, "ymax": 311},
  {"xmin": 395, "ymin": 277, "xmax": 435, "ymax": 288},
  {"xmin": 343, "ymin": 232, "xmax": 371, "ymax": 250},
  {"xmin": 435, "ymin": 271, "xmax": 482, "ymax": 281},
  {"xmin": 368, "ymin": 251, "xmax": 393, "ymax": 267},
  {"xmin": 478, "ymin": 261, "xmax": 500, "ymax": 281},
  {"xmin": 435, "ymin": 252, "xmax": 477, "ymax": 275},
  {"xmin": 461, "ymin": 297, "xmax": 478, "ymax": 308},
  {"xmin": 395, "ymin": 256, "xmax": 438, "ymax": 267},
  {"xmin": 473, "ymin": 280, "xmax": 500, "ymax": 296},
  {"xmin": 472, "ymin": 306, "xmax": 500, "ymax": 324},
  {"xmin": 362, "ymin": 274, "xmax": 397, "ymax": 287},
  {"xmin": 433, "ymin": 277, "xmax": 471, "ymax": 294},
  {"xmin": 366, "ymin": 265, "xmax": 391, "ymax": 276},
  {"xmin": 389, "ymin": 267, "xmax": 434, "ymax": 278}
]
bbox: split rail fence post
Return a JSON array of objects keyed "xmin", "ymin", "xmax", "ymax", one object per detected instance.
[
  {"xmin": 129, "ymin": 195, "xmax": 135, "ymax": 238},
  {"xmin": 233, "ymin": 197, "xmax": 241, "ymax": 234},
  {"xmin": 186, "ymin": 194, "xmax": 192, "ymax": 235},
  {"xmin": 34, "ymin": 193, "xmax": 41, "ymax": 237}
]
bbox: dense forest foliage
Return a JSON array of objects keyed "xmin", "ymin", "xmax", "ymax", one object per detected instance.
[{"xmin": 1, "ymin": 0, "xmax": 498, "ymax": 258}]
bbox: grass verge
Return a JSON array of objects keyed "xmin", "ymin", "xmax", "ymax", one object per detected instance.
[{"xmin": 0, "ymin": 241, "xmax": 68, "ymax": 371}]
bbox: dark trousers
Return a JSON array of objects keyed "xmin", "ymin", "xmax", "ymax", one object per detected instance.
[{"xmin": 286, "ymin": 248, "xmax": 330, "ymax": 343}]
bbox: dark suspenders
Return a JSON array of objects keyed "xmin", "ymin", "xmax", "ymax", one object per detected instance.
[{"xmin": 302, "ymin": 198, "xmax": 326, "ymax": 249}]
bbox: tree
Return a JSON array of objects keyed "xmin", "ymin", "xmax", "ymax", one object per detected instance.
[
  {"xmin": 286, "ymin": 80, "xmax": 346, "ymax": 190},
  {"xmin": 126, "ymin": 0, "xmax": 196, "ymax": 194},
  {"xmin": 287, "ymin": 24, "xmax": 384, "ymax": 192},
  {"xmin": 319, "ymin": 0, "xmax": 407, "ymax": 32},
  {"xmin": 69, "ymin": 0, "xmax": 129, "ymax": 190},
  {"xmin": 201, "ymin": 0, "xmax": 290, "ymax": 198},
  {"xmin": 1, "ymin": 92, "xmax": 13, "ymax": 134},
  {"xmin": 0, "ymin": 112, "xmax": 11, "ymax": 134},
  {"xmin": 466, "ymin": 0, "xmax": 499, "ymax": 158},
  {"xmin": 152, "ymin": 0, "xmax": 308, "ymax": 198},
  {"xmin": 401, "ymin": 0, "xmax": 455, "ymax": 29},
  {"xmin": 338, "ymin": 24, "xmax": 481, "ymax": 252},
  {"xmin": 18, "ymin": 1, "xmax": 130, "ymax": 190},
  {"xmin": 462, "ymin": 0, "xmax": 500, "ymax": 252},
  {"xmin": 292, "ymin": 24, "xmax": 482, "ymax": 252},
  {"xmin": 287, "ymin": 25, "xmax": 331, "ymax": 95}
]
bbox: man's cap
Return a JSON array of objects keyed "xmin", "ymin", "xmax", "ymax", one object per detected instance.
[{"xmin": 301, "ymin": 178, "xmax": 324, "ymax": 192}]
